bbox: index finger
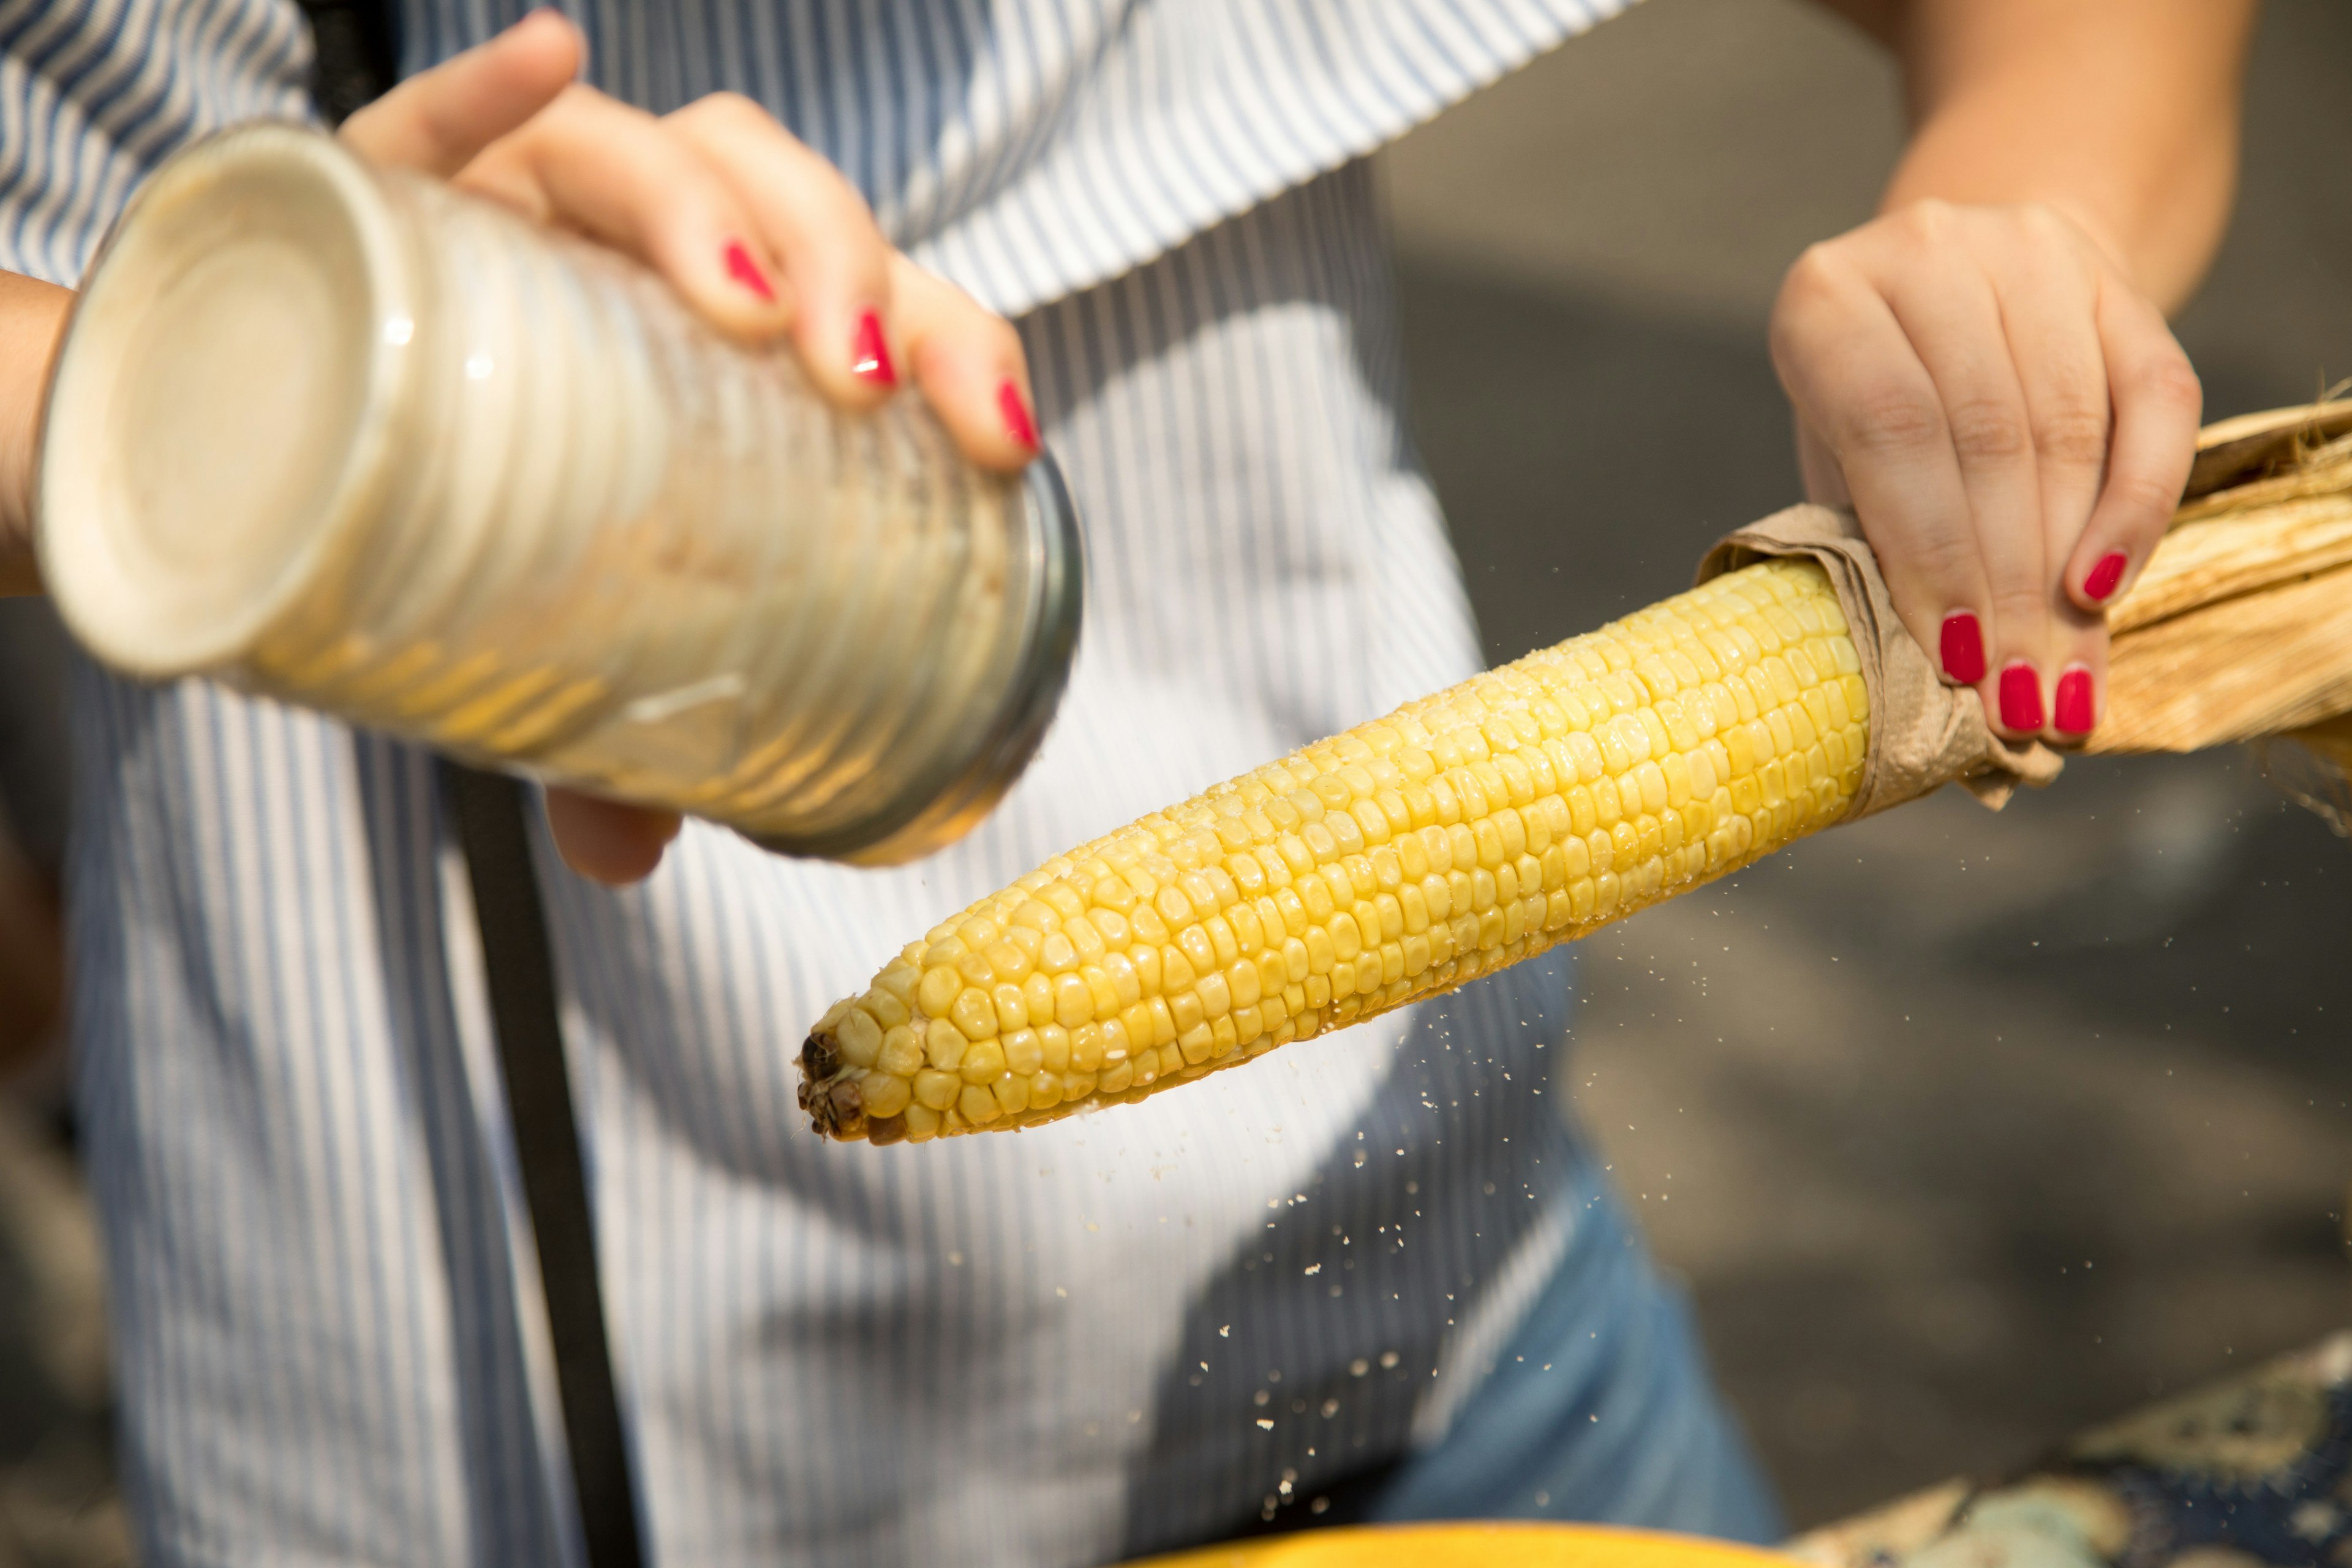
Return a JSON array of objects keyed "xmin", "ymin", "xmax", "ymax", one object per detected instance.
[
  {"xmin": 2064, "ymin": 285, "xmax": 2201, "ymax": 612},
  {"xmin": 338, "ymin": 9, "xmax": 582, "ymax": 175},
  {"xmin": 1771, "ymin": 249, "xmax": 1995, "ymax": 692}
]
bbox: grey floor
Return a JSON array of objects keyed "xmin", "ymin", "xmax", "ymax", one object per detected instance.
[{"xmin": 3, "ymin": 0, "xmax": 2350, "ymax": 1556}]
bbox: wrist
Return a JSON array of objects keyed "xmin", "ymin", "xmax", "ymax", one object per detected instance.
[
  {"xmin": 0, "ymin": 275, "xmax": 74, "ymax": 595},
  {"xmin": 1874, "ymin": 61, "xmax": 2243, "ymax": 314}
]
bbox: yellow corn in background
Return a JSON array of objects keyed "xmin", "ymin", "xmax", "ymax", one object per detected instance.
[{"xmin": 798, "ymin": 557, "xmax": 1868, "ymax": 1144}]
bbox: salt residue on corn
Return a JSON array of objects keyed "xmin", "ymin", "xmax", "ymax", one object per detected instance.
[{"xmin": 797, "ymin": 558, "xmax": 1868, "ymax": 1144}]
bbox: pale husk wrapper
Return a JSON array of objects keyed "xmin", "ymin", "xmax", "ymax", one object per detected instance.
[{"xmin": 1697, "ymin": 503, "xmax": 2063, "ymax": 819}]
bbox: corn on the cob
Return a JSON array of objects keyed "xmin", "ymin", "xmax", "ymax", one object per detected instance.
[{"xmin": 797, "ymin": 557, "xmax": 1868, "ymax": 1144}]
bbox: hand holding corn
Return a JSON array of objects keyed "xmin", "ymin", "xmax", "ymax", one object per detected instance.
[{"xmin": 800, "ymin": 401, "xmax": 2352, "ymax": 1146}]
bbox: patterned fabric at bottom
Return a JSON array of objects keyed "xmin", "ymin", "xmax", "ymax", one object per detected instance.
[{"xmin": 1791, "ymin": 1333, "xmax": 2352, "ymax": 1568}]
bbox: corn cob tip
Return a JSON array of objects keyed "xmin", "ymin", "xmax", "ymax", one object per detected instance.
[{"xmin": 798, "ymin": 1025, "xmax": 907, "ymax": 1144}]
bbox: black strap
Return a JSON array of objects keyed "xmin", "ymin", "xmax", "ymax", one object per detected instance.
[
  {"xmin": 293, "ymin": 0, "xmax": 400, "ymax": 127},
  {"xmin": 443, "ymin": 764, "xmax": 649, "ymax": 1568}
]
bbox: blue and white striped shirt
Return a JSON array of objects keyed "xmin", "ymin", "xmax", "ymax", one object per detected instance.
[{"xmin": 0, "ymin": 3, "xmax": 1789, "ymax": 1564}]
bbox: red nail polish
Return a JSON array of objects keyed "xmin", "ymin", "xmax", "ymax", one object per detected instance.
[
  {"xmin": 1999, "ymin": 663, "xmax": 2045, "ymax": 732},
  {"xmin": 1939, "ymin": 612, "xmax": 1986, "ymax": 685},
  {"xmin": 2054, "ymin": 668, "xmax": 2095, "ymax": 734},
  {"xmin": 852, "ymin": 311, "xmax": 895, "ymax": 386},
  {"xmin": 998, "ymin": 380, "xmax": 1040, "ymax": 453},
  {"xmin": 2083, "ymin": 551, "xmax": 2128, "ymax": 603},
  {"xmin": 723, "ymin": 240, "xmax": 774, "ymax": 301}
]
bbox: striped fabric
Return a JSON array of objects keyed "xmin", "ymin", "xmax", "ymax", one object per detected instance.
[
  {"xmin": 0, "ymin": 0, "xmax": 312, "ymax": 287},
  {"xmin": 0, "ymin": 3, "xmax": 1765, "ymax": 1566},
  {"xmin": 395, "ymin": 0, "xmax": 1633, "ymax": 317}
]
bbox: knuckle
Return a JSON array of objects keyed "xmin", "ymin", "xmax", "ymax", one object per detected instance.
[
  {"xmin": 2133, "ymin": 349, "xmax": 2203, "ymax": 412},
  {"xmin": 2016, "ymin": 202, "xmax": 2075, "ymax": 247},
  {"xmin": 2105, "ymin": 470, "xmax": 2187, "ymax": 526},
  {"xmin": 1771, "ymin": 250, "xmax": 1839, "ymax": 328},
  {"xmin": 1891, "ymin": 527, "xmax": 1980, "ymax": 587},
  {"xmin": 1943, "ymin": 397, "xmax": 2031, "ymax": 464},
  {"xmin": 2032, "ymin": 400, "xmax": 2111, "ymax": 469},
  {"xmin": 1896, "ymin": 198, "xmax": 1956, "ymax": 247},
  {"xmin": 688, "ymin": 90, "xmax": 772, "ymax": 133},
  {"xmin": 1836, "ymin": 385, "xmax": 1945, "ymax": 457},
  {"xmin": 1991, "ymin": 578, "xmax": 2046, "ymax": 627},
  {"xmin": 1784, "ymin": 241, "xmax": 1842, "ymax": 289},
  {"xmin": 1982, "ymin": 547, "xmax": 2046, "ymax": 605}
]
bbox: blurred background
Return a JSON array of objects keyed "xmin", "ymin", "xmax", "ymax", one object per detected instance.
[{"xmin": 1, "ymin": 0, "xmax": 2348, "ymax": 1559}]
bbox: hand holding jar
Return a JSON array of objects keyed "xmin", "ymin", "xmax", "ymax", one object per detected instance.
[{"xmin": 39, "ymin": 12, "xmax": 1076, "ymax": 884}]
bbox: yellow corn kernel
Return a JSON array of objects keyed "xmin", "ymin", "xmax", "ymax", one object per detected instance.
[
  {"xmin": 1053, "ymin": 973, "xmax": 1095, "ymax": 1029},
  {"xmin": 834, "ymin": 1006, "xmax": 883, "ymax": 1068},
  {"xmin": 959, "ymin": 1038, "xmax": 1006, "ymax": 1086},
  {"xmin": 949, "ymin": 987, "xmax": 998, "ymax": 1042},
  {"xmin": 1002, "ymin": 1029, "xmax": 1044, "ymax": 1076},
  {"xmin": 913, "ymin": 1069, "xmax": 959, "ymax": 1112},
  {"xmin": 875, "ymin": 959, "xmax": 919, "ymax": 1003},
  {"xmin": 876, "ymin": 1025, "xmax": 924, "ymax": 1079},
  {"xmin": 861, "ymin": 1073, "xmax": 911, "ymax": 1121},
  {"xmin": 917, "ymin": 965, "xmax": 961, "ymax": 1018},
  {"xmin": 800, "ymin": 559, "xmax": 1869, "ymax": 1142},
  {"xmin": 865, "ymin": 987, "xmax": 911, "ymax": 1031}
]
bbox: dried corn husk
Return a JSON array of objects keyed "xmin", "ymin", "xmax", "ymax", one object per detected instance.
[
  {"xmin": 2258, "ymin": 714, "xmax": 2352, "ymax": 838},
  {"xmin": 2106, "ymin": 494, "xmax": 2352, "ymax": 636},
  {"xmin": 2094, "ymin": 401, "xmax": 2352, "ymax": 767}
]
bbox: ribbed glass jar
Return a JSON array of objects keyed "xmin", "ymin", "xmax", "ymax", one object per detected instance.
[{"xmin": 39, "ymin": 124, "xmax": 1080, "ymax": 864}]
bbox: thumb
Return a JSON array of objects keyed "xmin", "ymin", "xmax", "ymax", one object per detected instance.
[{"xmin": 339, "ymin": 9, "xmax": 583, "ymax": 176}]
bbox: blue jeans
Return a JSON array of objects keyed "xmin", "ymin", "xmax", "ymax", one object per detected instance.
[{"xmin": 1362, "ymin": 1159, "xmax": 1785, "ymax": 1542}]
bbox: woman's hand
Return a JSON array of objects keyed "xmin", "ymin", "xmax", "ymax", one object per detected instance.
[
  {"xmin": 0, "ymin": 276, "xmax": 75, "ymax": 595},
  {"xmin": 341, "ymin": 12, "xmax": 1041, "ymax": 885},
  {"xmin": 1769, "ymin": 198, "xmax": 2202, "ymax": 745}
]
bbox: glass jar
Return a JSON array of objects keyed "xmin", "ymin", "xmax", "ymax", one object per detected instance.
[{"xmin": 38, "ymin": 123, "xmax": 1081, "ymax": 865}]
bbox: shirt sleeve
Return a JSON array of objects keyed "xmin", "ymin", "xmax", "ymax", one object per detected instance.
[
  {"xmin": 0, "ymin": 0, "xmax": 317, "ymax": 287},
  {"xmin": 897, "ymin": 0, "xmax": 1638, "ymax": 317}
]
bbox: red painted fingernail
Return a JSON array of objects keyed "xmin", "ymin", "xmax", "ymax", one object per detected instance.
[
  {"xmin": 2083, "ymin": 551, "xmax": 2128, "ymax": 603},
  {"xmin": 2054, "ymin": 668, "xmax": 2095, "ymax": 735},
  {"xmin": 1939, "ymin": 612, "xmax": 1986, "ymax": 685},
  {"xmin": 998, "ymin": 380, "xmax": 1039, "ymax": 453},
  {"xmin": 722, "ymin": 240, "xmax": 774, "ymax": 301},
  {"xmin": 1999, "ymin": 663, "xmax": 2045, "ymax": 732},
  {"xmin": 851, "ymin": 310, "xmax": 895, "ymax": 386}
]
